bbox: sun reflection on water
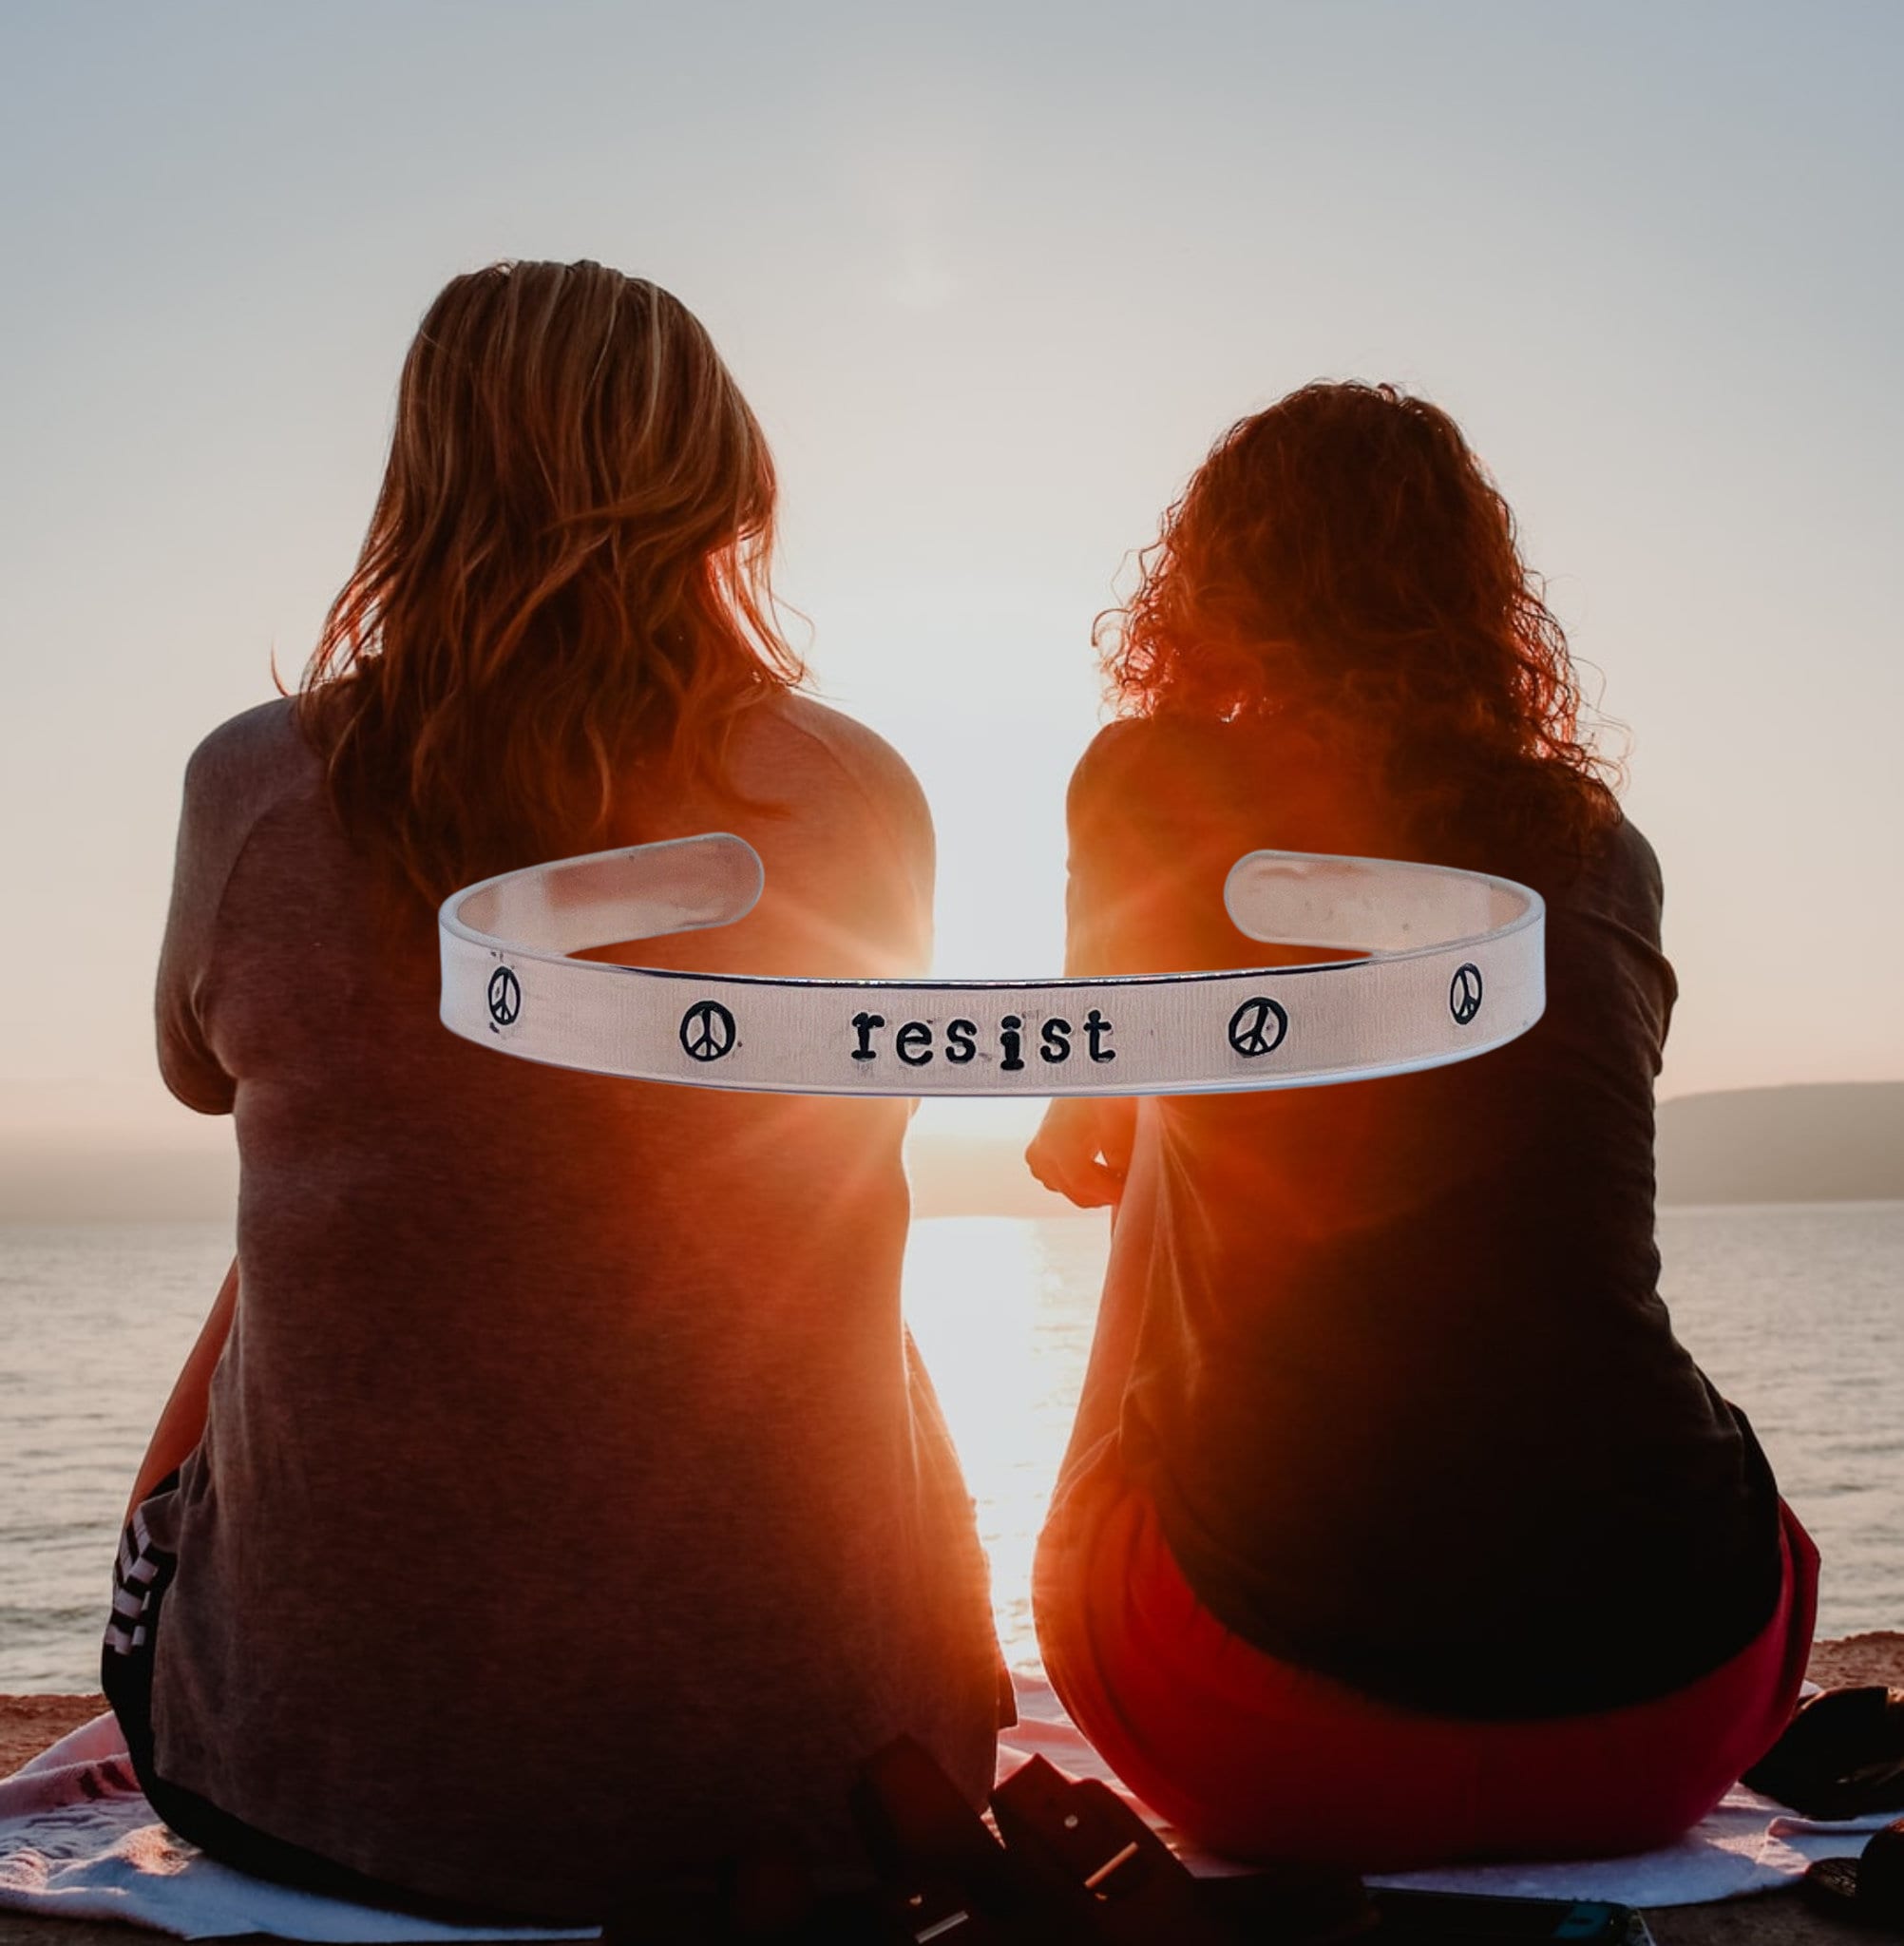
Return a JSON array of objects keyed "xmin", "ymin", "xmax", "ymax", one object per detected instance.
[{"xmin": 902, "ymin": 1213, "xmax": 1108, "ymax": 1669}]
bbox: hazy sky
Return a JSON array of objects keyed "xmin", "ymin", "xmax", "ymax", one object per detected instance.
[{"xmin": 3, "ymin": 2, "xmax": 1899, "ymax": 1149}]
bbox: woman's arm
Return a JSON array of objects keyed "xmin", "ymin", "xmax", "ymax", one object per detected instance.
[
  {"xmin": 1025, "ymin": 1097, "xmax": 1135, "ymax": 1208},
  {"xmin": 1024, "ymin": 731, "xmax": 1149, "ymax": 1208},
  {"xmin": 130, "ymin": 735, "xmax": 247, "ymax": 1518},
  {"xmin": 124, "ymin": 1256, "xmax": 237, "ymax": 1520}
]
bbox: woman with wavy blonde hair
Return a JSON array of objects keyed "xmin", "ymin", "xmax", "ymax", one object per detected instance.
[
  {"xmin": 105, "ymin": 261, "xmax": 1002, "ymax": 1920},
  {"xmin": 1029, "ymin": 381, "xmax": 1815, "ymax": 1869}
]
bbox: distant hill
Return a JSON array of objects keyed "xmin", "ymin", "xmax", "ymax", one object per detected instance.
[
  {"xmin": 906, "ymin": 1083, "xmax": 1904, "ymax": 1215},
  {"xmin": 1656, "ymin": 1081, "xmax": 1904, "ymax": 1206}
]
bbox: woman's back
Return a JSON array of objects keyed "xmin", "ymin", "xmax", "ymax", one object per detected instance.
[
  {"xmin": 1062, "ymin": 712, "xmax": 1783, "ymax": 1719},
  {"xmin": 147, "ymin": 690, "xmax": 1000, "ymax": 1916},
  {"xmin": 1031, "ymin": 382, "xmax": 1807, "ymax": 1870}
]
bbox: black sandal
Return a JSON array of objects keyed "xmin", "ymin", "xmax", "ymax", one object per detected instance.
[
  {"xmin": 857, "ymin": 1736, "xmax": 1373, "ymax": 1946},
  {"xmin": 1745, "ymin": 1688, "xmax": 1904, "ymax": 1821},
  {"xmin": 605, "ymin": 1738, "xmax": 1373, "ymax": 1944},
  {"xmin": 1804, "ymin": 1819, "xmax": 1904, "ymax": 1931}
]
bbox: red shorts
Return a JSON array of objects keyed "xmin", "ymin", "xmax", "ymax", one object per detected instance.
[{"xmin": 1033, "ymin": 1441, "xmax": 1818, "ymax": 1870}]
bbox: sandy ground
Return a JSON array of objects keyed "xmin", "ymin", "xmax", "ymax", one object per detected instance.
[{"xmin": 3, "ymin": 1636, "xmax": 1900, "ymax": 1945}]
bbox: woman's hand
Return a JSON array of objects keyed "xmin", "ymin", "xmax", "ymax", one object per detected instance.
[{"xmin": 1025, "ymin": 1097, "xmax": 1135, "ymax": 1209}]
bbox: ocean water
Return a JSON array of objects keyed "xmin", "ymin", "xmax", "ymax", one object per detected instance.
[{"xmin": 1, "ymin": 1203, "xmax": 1899, "ymax": 1692}]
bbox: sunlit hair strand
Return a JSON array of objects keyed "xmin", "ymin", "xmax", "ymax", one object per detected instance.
[
  {"xmin": 295, "ymin": 259, "xmax": 803, "ymax": 918},
  {"xmin": 1096, "ymin": 381, "xmax": 1625, "ymax": 869}
]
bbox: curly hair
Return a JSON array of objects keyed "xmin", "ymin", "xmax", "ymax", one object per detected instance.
[
  {"xmin": 296, "ymin": 260, "xmax": 803, "ymax": 916},
  {"xmin": 1097, "ymin": 381, "xmax": 1624, "ymax": 868}
]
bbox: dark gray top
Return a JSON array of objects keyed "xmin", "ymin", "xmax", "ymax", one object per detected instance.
[
  {"xmin": 1059, "ymin": 714, "xmax": 1784, "ymax": 1719},
  {"xmin": 147, "ymin": 693, "xmax": 1000, "ymax": 1917}
]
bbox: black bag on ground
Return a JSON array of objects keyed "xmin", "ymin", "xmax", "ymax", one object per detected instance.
[{"xmin": 1744, "ymin": 1687, "xmax": 1904, "ymax": 1820}]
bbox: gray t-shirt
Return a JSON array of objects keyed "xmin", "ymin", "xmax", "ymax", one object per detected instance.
[{"xmin": 145, "ymin": 693, "xmax": 1000, "ymax": 1918}]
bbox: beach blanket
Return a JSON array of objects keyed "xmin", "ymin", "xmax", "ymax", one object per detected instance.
[
  {"xmin": 0, "ymin": 1683, "xmax": 1893, "ymax": 1940},
  {"xmin": 1010, "ymin": 1672, "xmax": 1899, "ymax": 1906}
]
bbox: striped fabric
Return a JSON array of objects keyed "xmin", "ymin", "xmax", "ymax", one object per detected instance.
[{"xmin": 104, "ymin": 1505, "xmax": 173, "ymax": 1659}]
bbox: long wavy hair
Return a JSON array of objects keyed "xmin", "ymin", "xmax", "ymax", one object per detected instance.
[
  {"xmin": 1098, "ymin": 381, "xmax": 1623, "ymax": 869},
  {"xmin": 295, "ymin": 259, "xmax": 803, "ymax": 916}
]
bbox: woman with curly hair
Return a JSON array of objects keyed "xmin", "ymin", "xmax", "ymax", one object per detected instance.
[
  {"xmin": 1027, "ymin": 382, "xmax": 1815, "ymax": 1868},
  {"xmin": 106, "ymin": 261, "xmax": 1002, "ymax": 1921}
]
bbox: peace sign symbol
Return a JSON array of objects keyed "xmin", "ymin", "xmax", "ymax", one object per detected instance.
[
  {"xmin": 486, "ymin": 965, "xmax": 522, "ymax": 1030},
  {"xmin": 1227, "ymin": 995, "xmax": 1289, "ymax": 1059},
  {"xmin": 679, "ymin": 999, "xmax": 737, "ymax": 1063},
  {"xmin": 1449, "ymin": 963, "xmax": 1484, "ymax": 1026}
]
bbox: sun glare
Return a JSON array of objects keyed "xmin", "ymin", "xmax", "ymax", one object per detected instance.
[{"xmin": 902, "ymin": 1213, "xmax": 1107, "ymax": 1667}]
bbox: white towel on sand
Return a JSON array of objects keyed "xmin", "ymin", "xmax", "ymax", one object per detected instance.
[
  {"xmin": 0, "ymin": 1710, "xmax": 591, "ymax": 1943},
  {"xmin": 0, "ymin": 1683, "xmax": 1893, "ymax": 1941},
  {"xmin": 1006, "ymin": 1673, "xmax": 1899, "ymax": 1906}
]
